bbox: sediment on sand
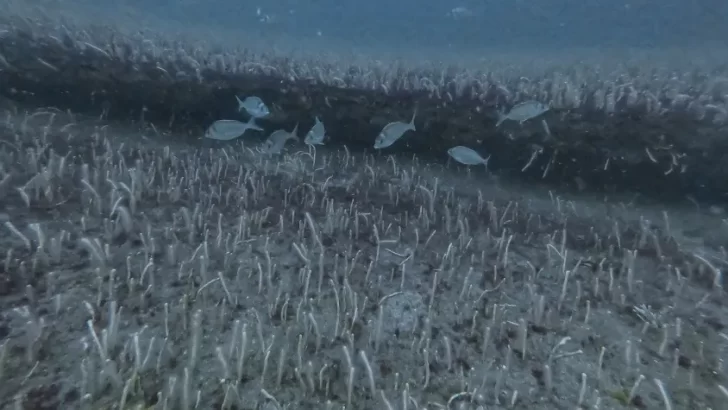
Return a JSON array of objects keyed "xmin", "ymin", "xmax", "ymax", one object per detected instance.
[{"xmin": 0, "ymin": 5, "xmax": 727, "ymax": 205}]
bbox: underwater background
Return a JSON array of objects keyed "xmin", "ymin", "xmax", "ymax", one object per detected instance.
[{"xmin": 0, "ymin": 0, "xmax": 727, "ymax": 409}]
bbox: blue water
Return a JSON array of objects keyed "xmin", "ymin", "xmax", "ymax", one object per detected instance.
[{"xmin": 103, "ymin": 0, "xmax": 728, "ymax": 50}]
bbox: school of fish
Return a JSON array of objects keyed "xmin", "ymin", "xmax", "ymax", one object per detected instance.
[
  {"xmin": 496, "ymin": 101, "xmax": 549, "ymax": 127},
  {"xmin": 262, "ymin": 123, "xmax": 299, "ymax": 155},
  {"xmin": 373, "ymin": 107, "xmax": 417, "ymax": 149},
  {"xmin": 204, "ymin": 95, "xmax": 550, "ymax": 167},
  {"xmin": 304, "ymin": 116, "xmax": 326, "ymax": 145},
  {"xmin": 205, "ymin": 118, "xmax": 262, "ymax": 141}
]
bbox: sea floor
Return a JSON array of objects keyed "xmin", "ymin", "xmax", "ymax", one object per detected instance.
[{"xmin": 0, "ymin": 101, "xmax": 726, "ymax": 409}]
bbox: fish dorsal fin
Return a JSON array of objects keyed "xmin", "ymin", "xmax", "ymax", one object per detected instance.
[{"xmin": 409, "ymin": 106, "xmax": 418, "ymax": 130}]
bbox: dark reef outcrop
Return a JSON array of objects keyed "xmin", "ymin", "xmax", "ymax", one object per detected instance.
[{"xmin": 1, "ymin": 5, "xmax": 728, "ymax": 205}]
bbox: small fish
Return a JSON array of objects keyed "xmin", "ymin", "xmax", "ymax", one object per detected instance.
[
  {"xmin": 304, "ymin": 116, "xmax": 326, "ymax": 145},
  {"xmin": 373, "ymin": 107, "xmax": 417, "ymax": 149},
  {"xmin": 204, "ymin": 118, "xmax": 263, "ymax": 141},
  {"xmin": 496, "ymin": 101, "xmax": 549, "ymax": 127},
  {"xmin": 236, "ymin": 95, "xmax": 270, "ymax": 118},
  {"xmin": 262, "ymin": 123, "xmax": 299, "ymax": 154},
  {"xmin": 448, "ymin": 146, "xmax": 490, "ymax": 168}
]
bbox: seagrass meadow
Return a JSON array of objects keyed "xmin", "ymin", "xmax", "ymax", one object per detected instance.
[
  {"xmin": 3, "ymin": 2, "xmax": 728, "ymax": 203},
  {"xmin": 1, "ymin": 1, "xmax": 728, "ymax": 410}
]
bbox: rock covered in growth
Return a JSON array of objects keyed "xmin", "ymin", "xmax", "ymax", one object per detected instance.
[{"xmin": 0, "ymin": 1, "xmax": 727, "ymax": 204}]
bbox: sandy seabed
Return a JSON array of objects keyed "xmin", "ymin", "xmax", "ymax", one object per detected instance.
[{"xmin": 0, "ymin": 99, "xmax": 725, "ymax": 410}]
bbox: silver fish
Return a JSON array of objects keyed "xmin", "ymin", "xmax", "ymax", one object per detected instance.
[
  {"xmin": 448, "ymin": 146, "xmax": 490, "ymax": 167},
  {"xmin": 373, "ymin": 107, "xmax": 417, "ymax": 149},
  {"xmin": 204, "ymin": 118, "xmax": 263, "ymax": 141},
  {"xmin": 236, "ymin": 95, "xmax": 270, "ymax": 118},
  {"xmin": 263, "ymin": 123, "xmax": 299, "ymax": 154},
  {"xmin": 496, "ymin": 101, "xmax": 549, "ymax": 127},
  {"xmin": 304, "ymin": 116, "xmax": 326, "ymax": 145}
]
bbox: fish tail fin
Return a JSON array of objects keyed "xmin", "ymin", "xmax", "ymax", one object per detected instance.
[
  {"xmin": 410, "ymin": 105, "xmax": 418, "ymax": 130},
  {"xmin": 496, "ymin": 112, "xmax": 506, "ymax": 127},
  {"xmin": 246, "ymin": 117, "xmax": 263, "ymax": 132}
]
